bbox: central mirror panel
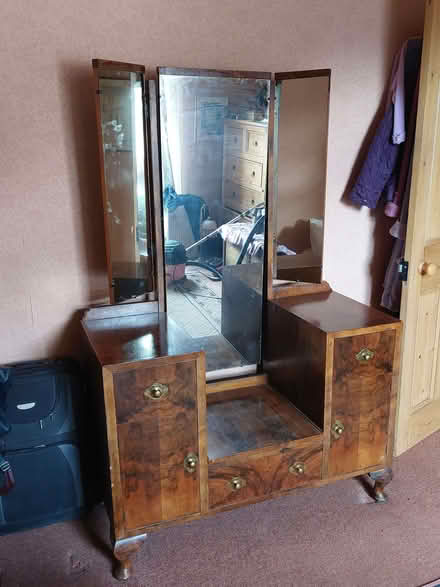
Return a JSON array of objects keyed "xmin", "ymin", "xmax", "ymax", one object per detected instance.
[{"xmin": 158, "ymin": 69, "xmax": 270, "ymax": 379}]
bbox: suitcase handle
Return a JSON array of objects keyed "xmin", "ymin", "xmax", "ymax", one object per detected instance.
[{"xmin": 0, "ymin": 457, "xmax": 15, "ymax": 496}]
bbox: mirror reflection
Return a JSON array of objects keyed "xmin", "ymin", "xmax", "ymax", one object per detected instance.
[
  {"xmin": 98, "ymin": 70, "xmax": 153, "ymax": 303},
  {"xmin": 159, "ymin": 72, "xmax": 269, "ymax": 378},
  {"xmin": 274, "ymin": 74, "xmax": 330, "ymax": 285}
]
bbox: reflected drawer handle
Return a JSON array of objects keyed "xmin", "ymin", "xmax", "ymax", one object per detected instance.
[
  {"xmin": 251, "ymin": 199, "xmax": 255, "ymax": 204},
  {"xmin": 356, "ymin": 348, "xmax": 375, "ymax": 362},
  {"xmin": 251, "ymin": 171, "xmax": 256, "ymax": 177},
  {"xmin": 229, "ymin": 476, "xmax": 246, "ymax": 491},
  {"xmin": 144, "ymin": 382, "xmax": 169, "ymax": 400},
  {"xmin": 234, "ymin": 137, "xmax": 238, "ymax": 143},
  {"xmin": 254, "ymin": 141, "xmax": 258, "ymax": 146},
  {"xmin": 232, "ymin": 165, "xmax": 236, "ymax": 170},
  {"xmin": 289, "ymin": 462, "xmax": 306, "ymax": 476},
  {"xmin": 184, "ymin": 453, "xmax": 198, "ymax": 474},
  {"xmin": 332, "ymin": 420, "xmax": 345, "ymax": 440}
]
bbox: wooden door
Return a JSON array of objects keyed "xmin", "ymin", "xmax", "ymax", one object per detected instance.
[
  {"xmin": 107, "ymin": 357, "xmax": 204, "ymax": 534},
  {"xmin": 396, "ymin": 0, "xmax": 440, "ymax": 454},
  {"xmin": 328, "ymin": 330, "xmax": 396, "ymax": 476}
]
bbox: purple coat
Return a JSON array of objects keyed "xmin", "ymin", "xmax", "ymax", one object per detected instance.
[{"xmin": 349, "ymin": 104, "xmax": 401, "ymax": 209}]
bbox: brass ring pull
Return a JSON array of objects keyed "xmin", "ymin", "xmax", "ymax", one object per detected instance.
[
  {"xmin": 229, "ymin": 476, "xmax": 246, "ymax": 491},
  {"xmin": 332, "ymin": 420, "xmax": 345, "ymax": 440},
  {"xmin": 184, "ymin": 453, "xmax": 198, "ymax": 474},
  {"xmin": 289, "ymin": 462, "xmax": 306, "ymax": 476},
  {"xmin": 356, "ymin": 348, "xmax": 375, "ymax": 362},
  {"xmin": 144, "ymin": 382, "xmax": 169, "ymax": 400}
]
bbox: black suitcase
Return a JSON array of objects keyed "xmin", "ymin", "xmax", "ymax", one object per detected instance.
[
  {"xmin": 0, "ymin": 358, "xmax": 81, "ymax": 451},
  {"xmin": 0, "ymin": 359, "xmax": 86, "ymax": 534}
]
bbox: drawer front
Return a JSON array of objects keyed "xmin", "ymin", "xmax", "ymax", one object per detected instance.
[
  {"xmin": 247, "ymin": 129, "xmax": 267, "ymax": 156},
  {"xmin": 208, "ymin": 438, "xmax": 322, "ymax": 509},
  {"xmin": 226, "ymin": 156, "xmax": 263, "ymax": 188},
  {"xmin": 112, "ymin": 359, "xmax": 201, "ymax": 530},
  {"xmin": 223, "ymin": 180, "xmax": 264, "ymax": 212},
  {"xmin": 224, "ymin": 126, "xmax": 243, "ymax": 152},
  {"xmin": 328, "ymin": 330, "xmax": 396, "ymax": 477}
]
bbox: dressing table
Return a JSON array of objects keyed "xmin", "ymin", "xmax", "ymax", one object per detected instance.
[{"xmin": 82, "ymin": 60, "xmax": 401, "ymax": 581}]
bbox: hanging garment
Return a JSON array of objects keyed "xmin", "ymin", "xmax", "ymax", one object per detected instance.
[
  {"xmin": 388, "ymin": 40, "xmax": 407, "ymax": 145},
  {"xmin": 381, "ymin": 150, "xmax": 413, "ymax": 312},
  {"xmin": 350, "ymin": 38, "xmax": 422, "ymax": 210},
  {"xmin": 385, "ymin": 73, "xmax": 420, "ymax": 218},
  {"xmin": 349, "ymin": 104, "xmax": 401, "ymax": 208}
]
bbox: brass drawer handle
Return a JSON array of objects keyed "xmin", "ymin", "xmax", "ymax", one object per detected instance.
[
  {"xmin": 144, "ymin": 382, "xmax": 169, "ymax": 400},
  {"xmin": 356, "ymin": 348, "xmax": 375, "ymax": 362},
  {"xmin": 332, "ymin": 420, "xmax": 345, "ymax": 440},
  {"xmin": 229, "ymin": 476, "xmax": 246, "ymax": 491},
  {"xmin": 184, "ymin": 453, "xmax": 198, "ymax": 473},
  {"xmin": 289, "ymin": 462, "xmax": 306, "ymax": 476}
]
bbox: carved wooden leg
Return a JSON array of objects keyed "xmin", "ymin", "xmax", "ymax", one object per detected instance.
[
  {"xmin": 368, "ymin": 468, "xmax": 393, "ymax": 503},
  {"xmin": 113, "ymin": 534, "xmax": 147, "ymax": 581}
]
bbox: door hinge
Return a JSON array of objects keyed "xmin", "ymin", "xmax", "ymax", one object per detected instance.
[{"xmin": 398, "ymin": 260, "xmax": 409, "ymax": 282}]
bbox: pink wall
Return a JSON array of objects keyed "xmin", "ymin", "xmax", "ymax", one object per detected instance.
[{"xmin": 0, "ymin": 0, "xmax": 425, "ymax": 362}]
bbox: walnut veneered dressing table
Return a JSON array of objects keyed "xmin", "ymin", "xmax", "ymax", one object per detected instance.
[{"xmin": 83, "ymin": 60, "xmax": 401, "ymax": 581}]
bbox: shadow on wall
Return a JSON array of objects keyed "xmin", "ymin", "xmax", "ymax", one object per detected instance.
[
  {"xmin": 47, "ymin": 61, "xmax": 109, "ymax": 360},
  {"xmin": 56, "ymin": 60, "xmax": 108, "ymax": 304},
  {"xmin": 278, "ymin": 219, "xmax": 310, "ymax": 253},
  {"xmin": 340, "ymin": 0, "xmax": 424, "ymax": 309}
]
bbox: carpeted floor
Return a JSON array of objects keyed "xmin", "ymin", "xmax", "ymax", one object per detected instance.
[{"xmin": 1, "ymin": 431, "xmax": 440, "ymax": 587}]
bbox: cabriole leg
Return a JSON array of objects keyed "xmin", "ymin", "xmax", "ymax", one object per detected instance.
[
  {"xmin": 113, "ymin": 534, "xmax": 147, "ymax": 581},
  {"xmin": 368, "ymin": 467, "xmax": 393, "ymax": 503}
]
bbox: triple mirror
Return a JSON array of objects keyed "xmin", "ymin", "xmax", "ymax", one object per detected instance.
[{"xmin": 93, "ymin": 62, "xmax": 330, "ymax": 380}]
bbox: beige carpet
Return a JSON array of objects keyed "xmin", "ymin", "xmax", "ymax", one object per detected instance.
[{"xmin": 1, "ymin": 431, "xmax": 440, "ymax": 587}]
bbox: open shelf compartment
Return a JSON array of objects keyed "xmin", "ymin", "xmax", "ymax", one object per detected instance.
[{"xmin": 206, "ymin": 383, "xmax": 321, "ymax": 462}]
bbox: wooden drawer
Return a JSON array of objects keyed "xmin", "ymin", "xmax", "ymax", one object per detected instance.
[
  {"xmin": 328, "ymin": 329, "xmax": 396, "ymax": 476},
  {"xmin": 111, "ymin": 357, "xmax": 202, "ymax": 530},
  {"xmin": 224, "ymin": 125, "xmax": 243, "ymax": 152},
  {"xmin": 223, "ymin": 180, "xmax": 264, "ymax": 212},
  {"xmin": 208, "ymin": 437, "xmax": 322, "ymax": 509},
  {"xmin": 226, "ymin": 156, "xmax": 263, "ymax": 189},
  {"xmin": 247, "ymin": 129, "xmax": 267, "ymax": 156}
]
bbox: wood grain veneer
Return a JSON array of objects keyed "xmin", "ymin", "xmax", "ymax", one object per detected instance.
[
  {"xmin": 113, "ymin": 359, "xmax": 200, "ymax": 529},
  {"xmin": 328, "ymin": 330, "xmax": 395, "ymax": 476},
  {"xmin": 264, "ymin": 300, "xmax": 327, "ymax": 429},
  {"xmin": 208, "ymin": 436, "xmax": 323, "ymax": 509},
  {"xmin": 274, "ymin": 291, "xmax": 399, "ymax": 333},
  {"xmin": 82, "ymin": 312, "xmax": 197, "ymax": 366}
]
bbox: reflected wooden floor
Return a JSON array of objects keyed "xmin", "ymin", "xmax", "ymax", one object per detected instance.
[
  {"xmin": 167, "ymin": 268, "xmax": 222, "ymax": 337},
  {"xmin": 185, "ymin": 334, "xmax": 250, "ymax": 372},
  {"xmin": 166, "ymin": 268, "xmax": 252, "ymax": 373}
]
